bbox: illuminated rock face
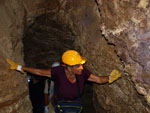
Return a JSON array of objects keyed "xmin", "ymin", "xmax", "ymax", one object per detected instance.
[
  {"xmin": 0, "ymin": 0, "xmax": 150, "ymax": 113},
  {"xmin": 92, "ymin": 0, "xmax": 150, "ymax": 113}
]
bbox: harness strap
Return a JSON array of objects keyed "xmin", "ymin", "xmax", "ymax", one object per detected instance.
[{"xmin": 75, "ymin": 75, "xmax": 80, "ymax": 100}]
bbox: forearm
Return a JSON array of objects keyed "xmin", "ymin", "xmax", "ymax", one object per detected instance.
[
  {"xmin": 6, "ymin": 59, "xmax": 51, "ymax": 77},
  {"xmin": 98, "ymin": 76, "xmax": 109, "ymax": 84},
  {"xmin": 22, "ymin": 66, "xmax": 51, "ymax": 77},
  {"xmin": 88, "ymin": 74, "xmax": 109, "ymax": 84},
  {"xmin": 88, "ymin": 69, "xmax": 121, "ymax": 84}
]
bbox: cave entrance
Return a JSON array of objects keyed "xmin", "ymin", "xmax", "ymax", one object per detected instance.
[
  {"xmin": 23, "ymin": 13, "xmax": 95, "ymax": 113},
  {"xmin": 23, "ymin": 13, "xmax": 75, "ymax": 68}
]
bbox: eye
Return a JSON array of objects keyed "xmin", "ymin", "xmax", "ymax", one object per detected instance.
[
  {"xmin": 74, "ymin": 64, "xmax": 80, "ymax": 68},
  {"xmin": 73, "ymin": 64, "xmax": 83, "ymax": 68}
]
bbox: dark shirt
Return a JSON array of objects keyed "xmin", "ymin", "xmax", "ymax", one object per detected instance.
[
  {"xmin": 28, "ymin": 78, "xmax": 45, "ymax": 113},
  {"xmin": 51, "ymin": 66, "xmax": 91, "ymax": 105}
]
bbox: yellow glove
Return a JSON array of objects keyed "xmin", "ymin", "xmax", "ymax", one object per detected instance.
[
  {"xmin": 6, "ymin": 59, "xmax": 24, "ymax": 73},
  {"xmin": 108, "ymin": 69, "xmax": 121, "ymax": 83}
]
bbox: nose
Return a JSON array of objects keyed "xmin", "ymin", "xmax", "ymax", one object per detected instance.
[{"xmin": 78, "ymin": 65, "xmax": 83, "ymax": 70}]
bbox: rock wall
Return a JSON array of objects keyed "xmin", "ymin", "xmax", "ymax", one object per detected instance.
[
  {"xmin": 0, "ymin": 0, "xmax": 31, "ymax": 112},
  {"xmin": 55, "ymin": 0, "xmax": 150, "ymax": 112},
  {"xmin": 23, "ymin": 13, "xmax": 76, "ymax": 68},
  {"xmin": 0, "ymin": 0, "xmax": 60, "ymax": 112},
  {"xmin": 93, "ymin": 0, "xmax": 150, "ymax": 113},
  {"xmin": 1, "ymin": 0, "xmax": 150, "ymax": 113}
]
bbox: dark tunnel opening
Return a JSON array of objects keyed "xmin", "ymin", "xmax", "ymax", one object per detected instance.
[
  {"xmin": 23, "ymin": 13, "xmax": 75, "ymax": 68},
  {"xmin": 22, "ymin": 13, "xmax": 96, "ymax": 113}
]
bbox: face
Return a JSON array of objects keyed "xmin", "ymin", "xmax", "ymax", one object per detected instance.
[{"xmin": 68, "ymin": 64, "xmax": 84, "ymax": 75}]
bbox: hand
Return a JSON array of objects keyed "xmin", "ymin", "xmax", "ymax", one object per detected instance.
[
  {"xmin": 44, "ymin": 106, "xmax": 49, "ymax": 113},
  {"xmin": 6, "ymin": 59, "xmax": 24, "ymax": 73},
  {"xmin": 109, "ymin": 69, "xmax": 121, "ymax": 83}
]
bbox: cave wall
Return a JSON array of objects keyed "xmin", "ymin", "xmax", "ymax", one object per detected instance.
[
  {"xmin": 93, "ymin": 0, "xmax": 150, "ymax": 113},
  {"xmin": 0, "ymin": 0, "xmax": 31, "ymax": 113},
  {"xmin": 23, "ymin": 14, "xmax": 76, "ymax": 68},
  {"xmin": 54, "ymin": 0, "xmax": 150, "ymax": 112},
  {"xmin": 0, "ymin": 0, "xmax": 60, "ymax": 112},
  {"xmin": 1, "ymin": 0, "xmax": 150, "ymax": 113}
]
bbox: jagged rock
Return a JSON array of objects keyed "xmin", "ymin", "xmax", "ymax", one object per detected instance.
[{"xmin": 1, "ymin": 0, "xmax": 150, "ymax": 113}]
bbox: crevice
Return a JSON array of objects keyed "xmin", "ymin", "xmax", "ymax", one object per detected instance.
[{"xmin": 0, "ymin": 91, "xmax": 28, "ymax": 109}]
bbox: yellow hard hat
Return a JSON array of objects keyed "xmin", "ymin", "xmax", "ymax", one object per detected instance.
[{"xmin": 62, "ymin": 50, "xmax": 86, "ymax": 66}]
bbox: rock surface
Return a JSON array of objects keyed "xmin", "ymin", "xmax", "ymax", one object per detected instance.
[{"xmin": 0, "ymin": 0, "xmax": 150, "ymax": 113}]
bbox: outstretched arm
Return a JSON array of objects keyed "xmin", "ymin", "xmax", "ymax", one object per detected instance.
[
  {"xmin": 22, "ymin": 66, "xmax": 51, "ymax": 77},
  {"xmin": 6, "ymin": 59, "xmax": 51, "ymax": 78},
  {"xmin": 88, "ymin": 74, "xmax": 109, "ymax": 84},
  {"xmin": 88, "ymin": 69, "xmax": 121, "ymax": 84}
]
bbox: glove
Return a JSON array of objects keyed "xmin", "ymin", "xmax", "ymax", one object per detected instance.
[
  {"xmin": 44, "ymin": 106, "xmax": 48, "ymax": 113},
  {"xmin": 6, "ymin": 59, "xmax": 24, "ymax": 73},
  {"xmin": 108, "ymin": 69, "xmax": 121, "ymax": 83}
]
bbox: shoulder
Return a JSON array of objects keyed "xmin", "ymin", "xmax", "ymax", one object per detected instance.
[
  {"xmin": 51, "ymin": 66, "xmax": 65, "ymax": 80},
  {"xmin": 81, "ymin": 68, "xmax": 91, "ymax": 79},
  {"xmin": 51, "ymin": 65, "xmax": 64, "ymax": 70},
  {"xmin": 51, "ymin": 66, "xmax": 65, "ymax": 74},
  {"xmin": 82, "ymin": 68, "xmax": 91, "ymax": 75}
]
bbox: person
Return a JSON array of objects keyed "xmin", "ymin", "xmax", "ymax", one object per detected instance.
[
  {"xmin": 44, "ymin": 62, "xmax": 60, "ymax": 113},
  {"xmin": 28, "ymin": 74, "xmax": 45, "ymax": 113},
  {"xmin": 6, "ymin": 50, "xmax": 121, "ymax": 113}
]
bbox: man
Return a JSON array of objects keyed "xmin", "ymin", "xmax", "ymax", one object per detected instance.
[
  {"xmin": 28, "ymin": 74, "xmax": 45, "ymax": 113},
  {"xmin": 44, "ymin": 62, "xmax": 60, "ymax": 113},
  {"xmin": 6, "ymin": 50, "xmax": 121, "ymax": 113}
]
